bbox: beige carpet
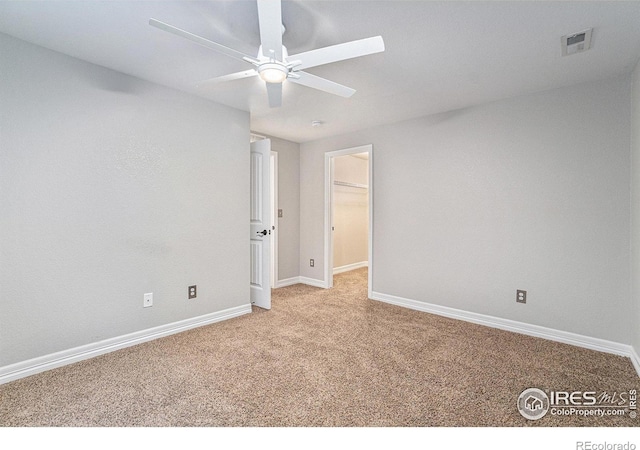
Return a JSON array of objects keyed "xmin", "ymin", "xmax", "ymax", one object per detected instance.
[{"xmin": 0, "ymin": 268, "xmax": 637, "ymax": 427}]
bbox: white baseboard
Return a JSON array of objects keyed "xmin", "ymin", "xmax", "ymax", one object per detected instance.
[
  {"xmin": 275, "ymin": 277, "xmax": 302, "ymax": 288},
  {"xmin": 275, "ymin": 276, "xmax": 327, "ymax": 289},
  {"xmin": 0, "ymin": 304, "xmax": 252, "ymax": 385},
  {"xmin": 299, "ymin": 277, "xmax": 328, "ymax": 288},
  {"xmin": 333, "ymin": 261, "xmax": 368, "ymax": 275},
  {"xmin": 371, "ymin": 291, "xmax": 639, "ymax": 377}
]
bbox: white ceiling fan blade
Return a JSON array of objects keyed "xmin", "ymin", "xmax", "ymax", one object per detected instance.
[
  {"xmin": 266, "ymin": 82, "xmax": 282, "ymax": 108},
  {"xmin": 149, "ymin": 18, "xmax": 254, "ymax": 63},
  {"xmin": 197, "ymin": 70, "xmax": 258, "ymax": 88},
  {"xmin": 256, "ymin": 0, "xmax": 283, "ymax": 61},
  {"xmin": 289, "ymin": 36, "xmax": 385, "ymax": 71},
  {"xmin": 288, "ymin": 71, "xmax": 356, "ymax": 98}
]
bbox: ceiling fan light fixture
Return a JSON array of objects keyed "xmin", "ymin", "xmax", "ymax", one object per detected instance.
[{"xmin": 258, "ymin": 63, "xmax": 287, "ymax": 84}]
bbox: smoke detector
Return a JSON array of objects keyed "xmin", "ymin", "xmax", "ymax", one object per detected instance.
[{"xmin": 561, "ymin": 28, "xmax": 592, "ymax": 56}]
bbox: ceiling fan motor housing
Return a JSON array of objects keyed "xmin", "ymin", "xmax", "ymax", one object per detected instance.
[{"xmin": 256, "ymin": 44, "xmax": 290, "ymax": 83}]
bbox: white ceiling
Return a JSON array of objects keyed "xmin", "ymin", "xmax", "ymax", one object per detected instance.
[{"xmin": 1, "ymin": 1, "xmax": 640, "ymax": 143}]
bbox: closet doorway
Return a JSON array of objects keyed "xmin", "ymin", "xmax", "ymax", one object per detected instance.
[{"xmin": 324, "ymin": 144, "xmax": 373, "ymax": 297}]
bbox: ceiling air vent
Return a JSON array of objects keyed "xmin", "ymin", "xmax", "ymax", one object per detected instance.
[{"xmin": 561, "ymin": 28, "xmax": 592, "ymax": 56}]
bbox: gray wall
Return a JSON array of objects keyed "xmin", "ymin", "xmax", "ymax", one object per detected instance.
[
  {"xmin": 0, "ymin": 33, "xmax": 250, "ymax": 366},
  {"xmin": 261, "ymin": 135, "xmax": 300, "ymax": 282},
  {"xmin": 300, "ymin": 76, "xmax": 631, "ymax": 344},
  {"xmin": 632, "ymin": 59, "xmax": 640, "ymax": 356}
]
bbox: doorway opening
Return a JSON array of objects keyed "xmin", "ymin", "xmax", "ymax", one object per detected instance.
[{"xmin": 324, "ymin": 144, "xmax": 373, "ymax": 298}]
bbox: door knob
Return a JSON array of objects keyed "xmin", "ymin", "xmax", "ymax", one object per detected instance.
[{"xmin": 257, "ymin": 230, "xmax": 268, "ymax": 236}]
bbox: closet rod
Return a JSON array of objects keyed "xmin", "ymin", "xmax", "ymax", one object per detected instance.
[{"xmin": 333, "ymin": 180, "xmax": 368, "ymax": 189}]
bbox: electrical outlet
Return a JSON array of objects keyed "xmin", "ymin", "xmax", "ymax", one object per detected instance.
[
  {"xmin": 188, "ymin": 285, "xmax": 197, "ymax": 299},
  {"xmin": 517, "ymin": 290, "xmax": 526, "ymax": 304},
  {"xmin": 143, "ymin": 293, "xmax": 153, "ymax": 308},
  {"xmin": 310, "ymin": 259, "xmax": 314, "ymax": 267}
]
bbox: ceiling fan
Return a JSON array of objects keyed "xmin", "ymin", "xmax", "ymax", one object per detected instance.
[{"xmin": 149, "ymin": 0, "xmax": 385, "ymax": 108}]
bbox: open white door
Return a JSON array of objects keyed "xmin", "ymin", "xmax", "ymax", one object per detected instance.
[{"xmin": 250, "ymin": 139, "xmax": 271, "ymax": 309}]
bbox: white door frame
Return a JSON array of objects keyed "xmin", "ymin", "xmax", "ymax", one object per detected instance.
[
  {"xmin": 324, "ymin": 144, "xmax": 373, "ymax": 298},
  {"xmin": 270, "ymin": 151, "xmax": 278, "ymax": 288}
]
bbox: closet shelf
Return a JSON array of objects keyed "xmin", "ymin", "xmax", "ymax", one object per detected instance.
[{"xmin": 334, "ymin": 180, "xmax": 368, "ymax": 189}]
